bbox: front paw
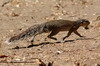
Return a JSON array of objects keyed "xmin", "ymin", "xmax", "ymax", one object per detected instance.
[{"xmin": 63, "ymin": 37, "xmax": 66, "ymax": 40}]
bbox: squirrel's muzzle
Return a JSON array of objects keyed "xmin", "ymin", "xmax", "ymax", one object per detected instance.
[
  {"xmin": 79, "ymin": 19, "xmax": 90, "ymax": 30},
  {"xmin": 85, "ymin": 27, "xmax": 89, "ymax": 30}
]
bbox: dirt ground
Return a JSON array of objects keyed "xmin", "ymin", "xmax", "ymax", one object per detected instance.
[{"xmin": 0, "ymin": 0, "xmax": 100, "ymax": 66}]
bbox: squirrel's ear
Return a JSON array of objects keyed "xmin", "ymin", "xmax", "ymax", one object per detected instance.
[{"xmin": 77, "ymin": 19, "xmax": 83, "ymax": 23}]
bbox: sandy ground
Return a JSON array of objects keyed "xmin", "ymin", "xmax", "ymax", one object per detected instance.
[{"xmin": 0, "ymin": 0, "xmax": 100, "ymax": 66}]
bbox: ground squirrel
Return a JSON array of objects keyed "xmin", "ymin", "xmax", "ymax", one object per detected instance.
[{"xmin": 7, "ymin": 19, "xmax": 90, "ymax": 45}]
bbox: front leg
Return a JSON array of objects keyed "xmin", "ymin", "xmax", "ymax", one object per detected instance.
[
  {"xmin": 74, "ymin": 31, "xmax": 84, "ymax": 37},
  {"xmin": 63, "ymin": 30, "xmax": 73, "ymax": 40},
  {"xmin": 63, "ymin": 26, "xmax": 79, "ymax": 40}
]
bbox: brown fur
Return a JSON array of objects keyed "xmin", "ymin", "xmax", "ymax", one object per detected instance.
[{"xmin": 8, "ymin": 19, "xmax": 90, "ymax": 45}]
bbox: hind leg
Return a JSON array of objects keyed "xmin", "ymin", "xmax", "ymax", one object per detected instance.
[{"xmin": 47, "ymin": 30, "xmax": 59, "ymax": 40}]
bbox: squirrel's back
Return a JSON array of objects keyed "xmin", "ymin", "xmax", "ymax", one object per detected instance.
[
  {"xmin": 45, "ymin": 20, "xmax": 74, "ymax": 26},
  {"xmin": 44, "ymin": 20, "xmax": 75, "ymax": 31}
]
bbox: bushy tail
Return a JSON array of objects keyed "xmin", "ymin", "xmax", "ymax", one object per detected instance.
[{"xmin": 8, "ymin": 24, "xmax": 46, "ymax": 42}]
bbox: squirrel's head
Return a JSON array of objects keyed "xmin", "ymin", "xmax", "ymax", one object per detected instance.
[{"xmin": 77, "ymin": 19, "xmax": 90, "ymax": 30}]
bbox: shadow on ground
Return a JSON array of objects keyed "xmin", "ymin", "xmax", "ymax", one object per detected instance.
[{"xmin": 11, "ymin": 37, "xmax": 95, "ymax": 49}]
